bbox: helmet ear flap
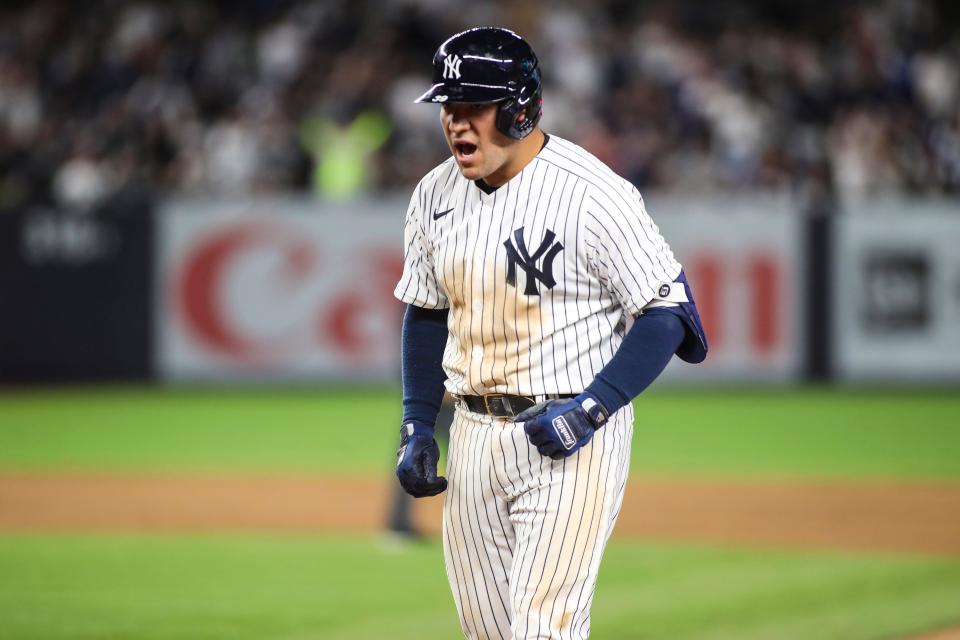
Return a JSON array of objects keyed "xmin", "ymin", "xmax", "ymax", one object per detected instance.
[{"xmin": 495, "ymin": 78, "xmax": 542, "ymax": 140}]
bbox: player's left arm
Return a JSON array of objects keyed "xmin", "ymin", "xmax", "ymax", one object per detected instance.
[
  {"xmin": 519, "ymin": 186, "xmax": 708, "ymax": 459},
  {"xmin": 518, "ymin": 305, "xmax": 689, "ymax": 459}
]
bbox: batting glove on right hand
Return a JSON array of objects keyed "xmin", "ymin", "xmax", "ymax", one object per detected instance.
[{"xmin": 396, "ymin": 421, "xmax": 447, "ymax": 498}]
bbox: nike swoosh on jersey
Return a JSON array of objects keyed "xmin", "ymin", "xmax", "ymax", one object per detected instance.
[{"xmin": 433, "ymin": 208, "xmax": 454, "ymax": 220}]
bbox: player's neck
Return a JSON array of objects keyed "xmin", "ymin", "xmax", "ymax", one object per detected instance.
[{"xmin": 483, "ymin": 128, "xmax": 545, "ymax": 188}]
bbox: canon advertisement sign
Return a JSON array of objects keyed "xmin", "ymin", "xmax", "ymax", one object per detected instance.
[
  {"xmin": 157, "ymin": 199, "xmax": 404, "ymax": 381},
  {"xmin": 651, "ymin": 196, "xmax": 805, "ymax": 383},
  {"xmin": 157, "ymin": 196, "xmax": 805, "ymax": 384}
]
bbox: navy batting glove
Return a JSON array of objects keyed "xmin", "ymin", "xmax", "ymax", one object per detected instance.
[
  {"xmin": 396, "ymin": 421, "xmax": 448, "ymax": 498},
  {"xmin": 516, "ymin": 393, "xmax": 610, "ymax": 459}
]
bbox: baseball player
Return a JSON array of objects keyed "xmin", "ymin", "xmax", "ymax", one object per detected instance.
[{"xmin": 394, "ymin": 28, "xmax": 707, "ymax": 639}]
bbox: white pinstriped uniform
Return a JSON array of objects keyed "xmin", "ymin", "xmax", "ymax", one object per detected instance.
[{"xmin": 395, "ymin": 135, "xmax": 681, "ymax": 639}]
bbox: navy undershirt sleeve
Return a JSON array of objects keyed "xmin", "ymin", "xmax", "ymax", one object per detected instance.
[
  {"xmin": 585, "ymin": 307, "xmax": 686, "ymax": 414},
  {"xmin": 401, "ymin": 304, "xmax": 450, "ymax": 425}
]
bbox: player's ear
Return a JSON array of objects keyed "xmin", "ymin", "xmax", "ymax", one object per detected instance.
[{"xmin": 516, "ymin": 112, "xmax": 527, "ymax": 123}]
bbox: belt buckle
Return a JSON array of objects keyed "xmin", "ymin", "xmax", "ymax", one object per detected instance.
[{"xmin": 483, "ymin": 394, "xmax": 507, "ymax": 416}]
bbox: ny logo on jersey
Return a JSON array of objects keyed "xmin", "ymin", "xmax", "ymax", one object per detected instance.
[
  {"xmin": 443, "ymin": 54, "xmax": 463, "ymax": 79},
  {"xmin": 503, "ymin": 227, "xmax": 564, "ymax": 296}
]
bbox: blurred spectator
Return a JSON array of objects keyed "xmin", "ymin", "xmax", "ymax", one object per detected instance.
[
  {"xmin": 300, "ymin": 108, "xmax": 391, "ymax": 199},
  {"xmin": 0, "ymin": 0, "xmax": 957, "ymax": 213}
]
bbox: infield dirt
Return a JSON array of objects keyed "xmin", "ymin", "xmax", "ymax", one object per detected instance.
[{"xmin": 1, "ymin": 473, "xmax": 958, "ymax": 554}]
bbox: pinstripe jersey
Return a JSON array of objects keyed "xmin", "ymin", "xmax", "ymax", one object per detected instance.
[{"xmin": 394, "ymin": 134, "xmax": 681, "ymax": 398}]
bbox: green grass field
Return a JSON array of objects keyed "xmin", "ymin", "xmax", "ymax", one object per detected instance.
[
  {"xmin": 1, "ymin": 387, "xmax": 958, "ymax": 479},
  {"xmin": 1, "ymin": 535, "xmax": 958, "ymax": 639},
  {"xmin": 1, "ymin": 387, "xmax": 959, "ymax": 639}
]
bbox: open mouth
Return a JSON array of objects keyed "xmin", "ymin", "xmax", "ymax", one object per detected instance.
[{"xmin": 453, "ymin": 141, "xmax": 478, "ymax": 161}]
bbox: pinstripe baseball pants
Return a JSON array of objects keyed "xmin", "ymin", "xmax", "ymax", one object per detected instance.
[{"xmin": 442, "ymin": 403, "xmax": 634, "ymax": 639}]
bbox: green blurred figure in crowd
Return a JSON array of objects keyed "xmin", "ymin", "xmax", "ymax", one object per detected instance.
[{"xmin": 300, "ymin": 109, "xmax": 390, "ymax": 200}]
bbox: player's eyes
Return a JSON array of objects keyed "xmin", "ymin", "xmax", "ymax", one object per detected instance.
[{"xmin": 442, "ymin": 104, "xmax": 489, "ymax": 114}]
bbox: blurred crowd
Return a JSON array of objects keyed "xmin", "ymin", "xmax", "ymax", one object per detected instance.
[{"xmin": 1, "ymin": 0, "xmax": 958, "ymax": 213}]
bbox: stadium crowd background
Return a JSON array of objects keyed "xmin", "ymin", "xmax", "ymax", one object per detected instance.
[{"xmin": 1, "ymin": 0, "xmax": 958, "ymax": 214}]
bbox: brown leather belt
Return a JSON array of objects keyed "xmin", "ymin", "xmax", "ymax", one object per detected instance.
[{"xmin": 457, "ymin": 393, "xmax": 577, "ymax": 418}]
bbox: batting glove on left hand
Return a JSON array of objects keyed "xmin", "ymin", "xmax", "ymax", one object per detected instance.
[
  {"xmin": 516, "ymin": 393, "xmax": 610, "ymax": 459},
  {"xmin": 396, "ymin": 421, "xmax": 448, "ymax": 498}
]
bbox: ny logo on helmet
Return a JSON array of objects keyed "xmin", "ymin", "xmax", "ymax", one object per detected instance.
[
  {"xmin": 443, "ymin": 54, "xmax": 463, "ymax": 80},
  {"xmin": 504, "ymin": 227, "xmax": 564, "ymax": 296}
]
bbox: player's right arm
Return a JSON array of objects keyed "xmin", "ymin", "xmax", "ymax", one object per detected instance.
[
  {"xmin": 395, "ymin": 304, "xmax": 449, "ymax": 497},
  {"xmin": 394, "ymin": 175, "xmax": 449, "ymax": 310},
  {"xmin": 393, "ymin": 180, "xmax": 451, "ymax": 497}
]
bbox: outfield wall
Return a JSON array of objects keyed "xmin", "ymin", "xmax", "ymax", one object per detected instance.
[
  {"xmin": 152, "ymin": 195, "xmax": 806, "ymax": 384},
  {"xmin": 155, "ymin": 198, "xmax": 404, "ymax": 383},
  {"xmin": 2, "ymin": 195, "xmax": 957, "ymax": 384},
  {"xmin": 833, "ymin": 199, "xmax": 960, "ymax": 382},
  {"xmin": 0, "ymin": 203, "xmax": 153, "ymax": 382}
]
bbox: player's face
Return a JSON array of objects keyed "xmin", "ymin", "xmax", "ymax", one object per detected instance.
[{"xmin": 440, "ymin": 102, "xmax": 515, "ymax": 183}]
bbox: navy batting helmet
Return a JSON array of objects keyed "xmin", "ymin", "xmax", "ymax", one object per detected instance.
[{"xmin": 415, "ymin": 27, "xmax": 543, "ymax": 140}]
